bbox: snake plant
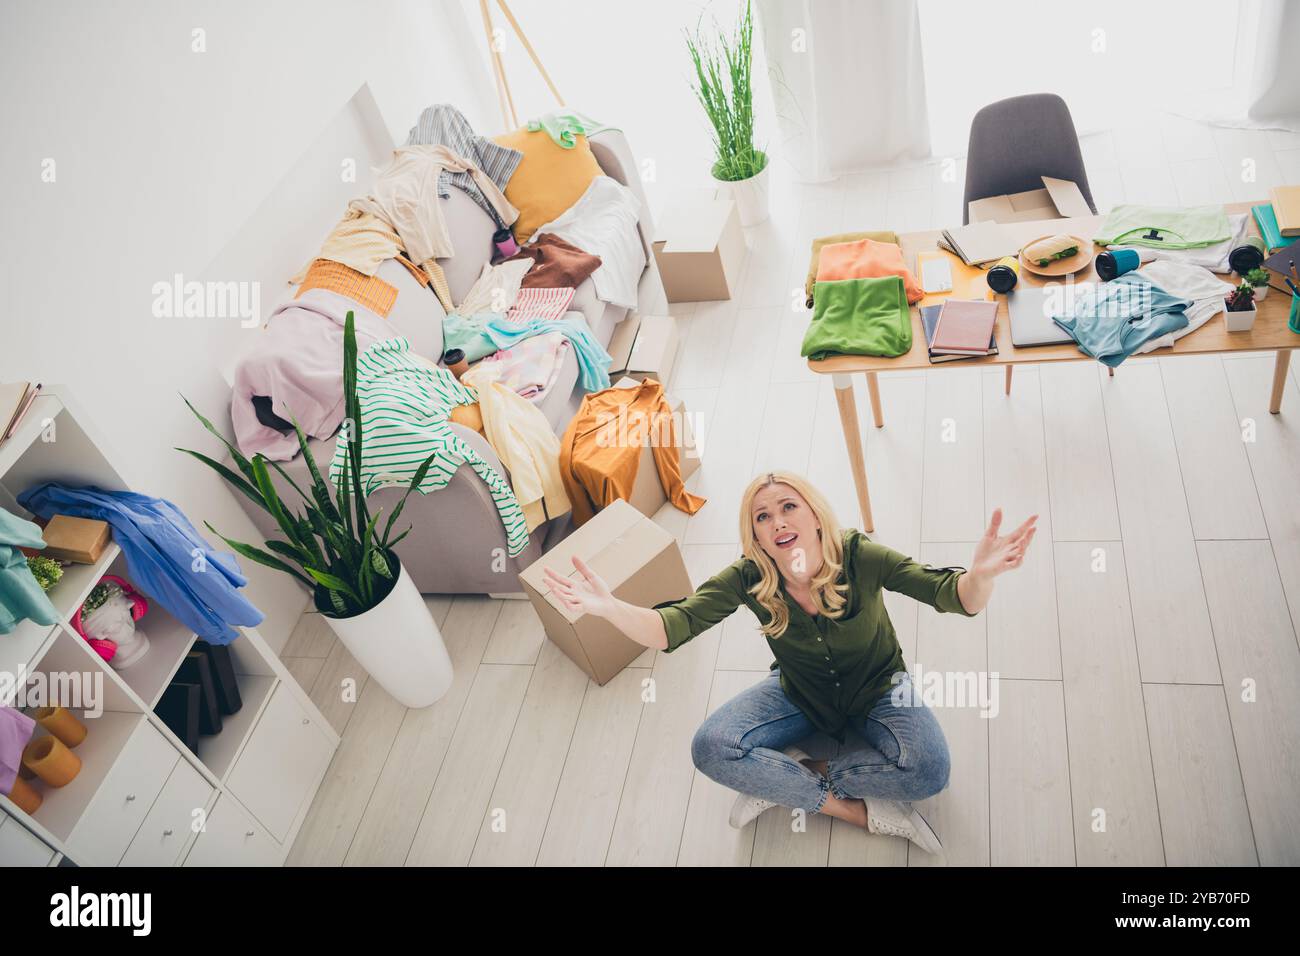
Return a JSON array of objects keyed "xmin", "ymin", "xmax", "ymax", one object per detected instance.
[{"xmin": 178, "ymin": 311, "xmax": 437, "ymax": 618}]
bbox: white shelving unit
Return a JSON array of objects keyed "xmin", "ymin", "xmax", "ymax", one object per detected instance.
[{"xmin": 0, "ymin": 386, "xmax": 338, "ymax": 867}]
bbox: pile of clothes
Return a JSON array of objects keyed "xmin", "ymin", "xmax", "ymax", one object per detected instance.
[
  {"xmin": 1050, "ymin": 261, "xmax": 1233, "ymax": 367},
  {"xmin": 231, "ymin": 104, "xmax": 659, "ymax": 555},
  {"xmin": 801, "ymin": 232, "xmax": 920, "ymax": 360}
]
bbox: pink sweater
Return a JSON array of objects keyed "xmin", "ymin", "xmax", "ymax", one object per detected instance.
[{"xmin": 230, "ymin": 290, "xmax": 392, "ymax": 461}]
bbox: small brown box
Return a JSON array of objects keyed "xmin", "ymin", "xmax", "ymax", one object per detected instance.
[
  {"xmin": 519, "ymin": 500, "xmax": 693, "ymax": 685},
  {"xmin": 40, "ymin": 514, "xmax": 111, "ymax": 564}
]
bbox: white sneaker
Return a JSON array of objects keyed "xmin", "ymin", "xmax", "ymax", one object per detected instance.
[
  {"xmin": 865, "ymin": 798, "xmax": 945, "ymax": 859},
  {"xmin": 728, "ymin": 792, "xmax": 777, "ymax": 829},
  {"xmin": 726, "ymin": 745, "xmax": 813, "ymax": 829}
]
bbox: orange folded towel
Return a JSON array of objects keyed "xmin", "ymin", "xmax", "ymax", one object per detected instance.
[{"xmin": 815, "ymin": 237, "xmax": 923, "ymax": 305}]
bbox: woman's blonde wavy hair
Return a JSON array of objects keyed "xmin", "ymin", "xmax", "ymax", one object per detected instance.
[{"xmin": 739, "ymin": 472, "xmax": 850, "ymax": 639}]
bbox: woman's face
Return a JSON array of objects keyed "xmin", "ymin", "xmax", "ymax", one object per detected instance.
[{"xmin": 750, "ymin": 483, "xmax": 821, "ymax": 572}]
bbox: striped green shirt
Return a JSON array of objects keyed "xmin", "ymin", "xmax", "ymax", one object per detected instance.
[{"xmin": 329, "ymin": 338, "xmax": 529, "ymax": 556}]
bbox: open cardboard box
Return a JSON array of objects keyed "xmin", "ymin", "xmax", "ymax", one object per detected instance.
[
  {"xmin": 612, "ymin": 376, "xmax": 700, "ymax": 517},
  {"xmin": 967, "ymin": 176, "xmax": 1092, "ymax": 225},
  {"xmin": 519, "ymin": 499, "xmax": 693, "ymax": 684},
  {"xmin": 653, "ymin": 191, "xmax": 746, "ymax": 302}
]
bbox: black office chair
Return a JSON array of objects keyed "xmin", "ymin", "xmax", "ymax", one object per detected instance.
[{"xmin": 962, "ymin": 93, "xmax": 1098, "ymax": 225}]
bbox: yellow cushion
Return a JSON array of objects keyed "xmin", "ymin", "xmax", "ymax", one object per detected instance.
[{"xmin": 494, "ymin": 128, "xmax": 603, "ymax": 245}]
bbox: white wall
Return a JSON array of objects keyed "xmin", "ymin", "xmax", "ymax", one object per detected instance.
[
  {"xmin": 0, "ymin": 0, "xmax": 495, "ymax": 650},
  {"xmin": 462, "ymin": 0, "xmax": 776, "ymax": 219}
]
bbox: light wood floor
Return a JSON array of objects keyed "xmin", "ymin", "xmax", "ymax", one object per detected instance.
[{"xmin": 285, "ymin": 117, "xmax": 1300, "ymax": 866}]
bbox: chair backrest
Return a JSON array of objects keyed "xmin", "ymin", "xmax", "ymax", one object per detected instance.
[{"xmin": 962, "ymin": 93, "xmax": 1097, "ymax": 224}]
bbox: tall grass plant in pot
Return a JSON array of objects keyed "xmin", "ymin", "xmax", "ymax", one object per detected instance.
[
  {"xmin": 686, "ymin": 0, "xmax": 769, "ymax": 226},
  {"xmin": 178, "ymin": 312, "xmax": 453, "ymax": 708}
]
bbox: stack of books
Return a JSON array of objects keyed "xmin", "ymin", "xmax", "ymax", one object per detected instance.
[
  {"xmin": 1252, "ymin": 186, "xmax": 1299, "ymax": 251},
  {"xmin": 938, "ymin": 221, "xmax": 1019, "ymax": 266},
  {"xmin": 1, "ymin": 381, "xmax": 42, "ymax": 446},
  {"xmin": 922, "ymin": 300, "xmax": 998, "ymax": 363}
]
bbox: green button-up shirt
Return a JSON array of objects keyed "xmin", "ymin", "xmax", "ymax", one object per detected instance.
[{"xmin": 654, "ymin": 530, "xmax": 976, "ymax": 739}]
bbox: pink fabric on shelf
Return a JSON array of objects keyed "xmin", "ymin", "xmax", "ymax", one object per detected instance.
[
  {"xmin": 475, "ymin": 332, "xmax": 570, "ymax": 399},
  {"xmin": 1, "ymin": 706, "xmax": 35, "ymax": 796},
  {"xmin": 230, "ymin": 290, "xmax": 392, "ymax": 461},
  {"xmin": 506, "ymin": 287, "xmax": 576, "ymax": 323}
]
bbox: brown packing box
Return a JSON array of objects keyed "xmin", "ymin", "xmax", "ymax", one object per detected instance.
[
  {"xmin": 40, "ymin": 514, "xmax": 111, "ymax": 564},
  {"xmin": 620, "ymin": 314, "xmax": 679, "ymax": 385},
  {"xmin": 653, "ymin": 191, "xmax": 746, "ymax": 302},
  {"xmin": 967, "ymin": 177, "xmax": 1092, "ymax": 225},
  {"xmin": 613, "ymin": 376, "xmax": 701, "ymax": 517},
  {"xmin": 605, "ymin": 313, "xmax": 642, "ymax": 377},
  {"xmin": 519, "ymin": 499, "xmax": 693, "ymax": 685}
]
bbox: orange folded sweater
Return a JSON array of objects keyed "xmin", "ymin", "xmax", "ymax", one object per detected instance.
[
  {"xmin": 560, "ymin": 379, "xmax": 706, "ymax": 526},
  {"xmin": 815, "ymin": 237, "xmax": 923, "ymax": 304}
]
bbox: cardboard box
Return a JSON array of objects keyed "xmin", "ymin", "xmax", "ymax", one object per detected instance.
[
  {"xmin": 967, "ymin": 177, "xmax": 1092, "ymax": 225},
  {"xmin": 605, "ymin": 313, "xmax": 642, "ymax": 376},
  {"xmin": 613, "ymin": 377, "xmax": 701, "ymax": 518},
  {"xmin": 519, "ymin": 499, "xmax": 693, "ymax": 684},
  {"xmin": 653, "ymin": 191, "xmax": 746, "ymax": 302},
  {"xmin": 621, "ymin": 314, "xmax": 679, "ymax": 385},
  {"xmin": 40, "ymin": 514, "xmax": 111, "ymax": 564}
]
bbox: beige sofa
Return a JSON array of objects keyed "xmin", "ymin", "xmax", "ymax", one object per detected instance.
[{"xmin": 234, "ymin": 129, "xmax": 663, "ymax": 595}]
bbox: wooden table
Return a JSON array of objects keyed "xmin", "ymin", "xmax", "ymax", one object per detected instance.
[{"xmin": 806, "ymin": 201, "xmax": 1298, "ymax": 532}]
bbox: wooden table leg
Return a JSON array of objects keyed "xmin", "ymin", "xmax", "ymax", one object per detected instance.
[
  {"xmin": 866, "ymin": 371, "xmax": 883, "ymax": 428},
  {"xmin": 1004, "ymin": 365, "xmax": 1013, "ymax": 396},
  {"xmin": 833, "ymin": 373, "xmax": 874, "ymax": 532},
  {"xmin": 1269, "ymin": 349, "xmax": 1291, "ymax": 414}
]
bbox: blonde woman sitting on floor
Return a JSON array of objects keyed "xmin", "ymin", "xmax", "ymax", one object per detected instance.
[{"xmin": 544, "ymin": 471, "xmax": 1037, "ymax": 858}]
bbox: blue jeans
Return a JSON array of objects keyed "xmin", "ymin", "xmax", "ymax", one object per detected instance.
[{"xmin": 691, "ymin": 670, "xmax": 950, "ymax": 812}]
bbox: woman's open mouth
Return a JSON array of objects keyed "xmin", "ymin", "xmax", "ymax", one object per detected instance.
[{"xmin": 774, "ymin": 532, "xmax": 798, "ymax": 548}]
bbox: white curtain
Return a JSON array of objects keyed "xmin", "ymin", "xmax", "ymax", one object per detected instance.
[
  {"xmin": 1188, "ymin": 0, "xmax": 1300, "ymax": 130},
  {"xmin": 756, "ymin": 0, "xmax": 930, "ymax": 181}
]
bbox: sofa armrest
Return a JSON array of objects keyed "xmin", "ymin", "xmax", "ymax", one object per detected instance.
[{"xmin": 589, "ymin": 129, "xmax": 654, "ymax": 262}]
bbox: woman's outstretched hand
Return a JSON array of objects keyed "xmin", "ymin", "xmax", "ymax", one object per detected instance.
[
  {"xmin": 971, "ymin": 508, "xmax": 1038, "ymax": 578},
  {"xmin": 542, "ymin": 555, "xmax": 616, "ymax": 618}
]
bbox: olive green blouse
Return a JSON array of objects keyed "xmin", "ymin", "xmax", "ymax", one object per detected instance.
[{"xmin": 653, "ymin": 529, "xmax": 976, "ymax": 739}]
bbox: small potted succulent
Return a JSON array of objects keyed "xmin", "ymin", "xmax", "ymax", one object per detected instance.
[
  {"xmin": 1245, "ymin": 267, "xmax": 1270, "ymax": 301},
  {"xmin": 1224, "ymin": 282, "xmax": 1257, "ymax": 332}
]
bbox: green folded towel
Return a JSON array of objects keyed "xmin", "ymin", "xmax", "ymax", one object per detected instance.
[
  {"xmin": 800, "ymin": 276, "xmax": 912, "ymax": 361},
  {"xmin": 1094, "ymin": 204, "xmax": 1230, "ymax": 249}
]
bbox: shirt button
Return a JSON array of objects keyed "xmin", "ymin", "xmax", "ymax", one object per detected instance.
[
  {"xmin": 824, "ymin": 656, "xmax": 830, "ymax": 661},
  {"xmin": 816, "ymin": 637, "xmax": 823, "ymax": 642},
  {"xmin": 835, "ymin": 682, "xmax": 841, "ymax": 687}
]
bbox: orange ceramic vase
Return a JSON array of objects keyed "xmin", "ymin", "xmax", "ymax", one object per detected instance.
[
  {"xmin": 33, "ymin": 707, "xmax": 87, "ymax": 748},
  {"xmin": 22, "ymin": 736, "xmax": 81, "ymax": 787}
]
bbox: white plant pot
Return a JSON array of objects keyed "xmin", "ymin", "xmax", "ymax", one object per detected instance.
[
  {"xmin": 1253, "ymin": 284, "xmax": 1269, "ymax": 301},
  {"xmin": 322, "ymin": 562, "xmax": 453, "ymax": 708},
  {"xmin": 1223, "ymin": 302, "xmax": 1257, "ymax": 332},
  {"xmin": 714, "ymin": 161, "xmax": 770, "ymax": 228}
]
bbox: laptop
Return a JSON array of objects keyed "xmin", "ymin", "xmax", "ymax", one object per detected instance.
[{"xmin": 1007, "ymin": 285, "xmax": 1075, "ymax": 348}]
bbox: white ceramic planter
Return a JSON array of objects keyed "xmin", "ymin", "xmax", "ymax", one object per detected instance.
[
  {"xmin": 1253, "ymin": 284, "xmax": 1269, "ymax": 301},
  {"xmin": 323, "ymin": 562, "xmax": 453, "ymax": 708},
  {"xmin": 1223, "ymin": 302, "xmax": 1258, "ymax": 332},
  {"xmin": 714, "ymin": 161, "xmax": 770, "ymax": 227}
]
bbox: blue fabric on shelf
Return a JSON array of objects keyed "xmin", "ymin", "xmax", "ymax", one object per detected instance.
[
  {"xmin": 16, "ymin": 484, "xmax": 263, "ymax": 645},
  {"xmin": 0, "ymin": 507, "xmax": 59, "ymax": 636},
  {"xmin": 1050, "ymin": 274, "xmax": 1192, "ymax": 368}
]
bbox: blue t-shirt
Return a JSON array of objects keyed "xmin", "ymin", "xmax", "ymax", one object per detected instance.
[{"xmin": 1052, "ymin": 274, "xmax": 1192, "ymax": 367}]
